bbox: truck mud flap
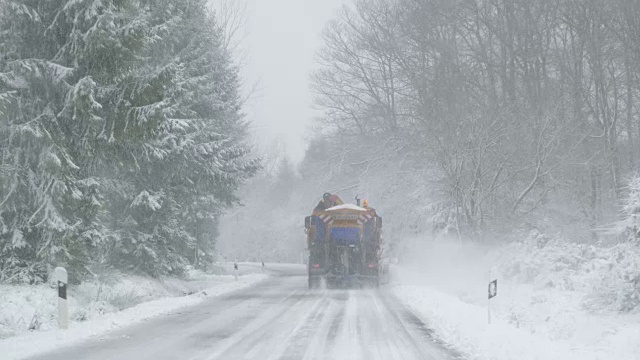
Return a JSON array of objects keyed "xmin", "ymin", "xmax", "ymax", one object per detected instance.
[{"xmin": 322, "ymin": 275, "xmax": 379, "ymax": 289}]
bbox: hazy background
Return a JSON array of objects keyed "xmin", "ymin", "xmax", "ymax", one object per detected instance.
[{"xmin": 215, "ymin": 0, "xmax": 346, "ymax": 162}]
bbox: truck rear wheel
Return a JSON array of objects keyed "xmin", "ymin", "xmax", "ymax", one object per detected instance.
[{"xmin": 308, "ymin": 276, "xmax": 320, "ymax": 289}]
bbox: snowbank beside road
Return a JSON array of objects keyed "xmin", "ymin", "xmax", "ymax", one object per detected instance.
[
  {"xmin": 0, "ymin": 272, "xmax": 267, "ymax": 360},
  {"xmin": 0, "ymin": 264, "xmax": 245, "ymax": 339},
  {"xmin": 393, "ymin": 282, "xmax": 640, "ymax": 360},
  {"xmin": 392, "ymin": 235, "xmax": 640, "ymax": 360}
]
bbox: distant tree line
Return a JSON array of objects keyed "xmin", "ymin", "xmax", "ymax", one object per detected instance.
[
  {"xmin": 310, "ymin": 0, "xmax": 640, "ymax": 241},
  {"xmin": 0, "ymin": 0, "xmax": 258, "ymax": 283}
]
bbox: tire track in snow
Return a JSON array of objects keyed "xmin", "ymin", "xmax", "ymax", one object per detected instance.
[
  {"xmin": 328, "ymin": 290, "xmax": 363, "ymax": 360},
  {"xmin": 377, "ymin": 290, "xmax": 464, "ymax": 360},
  {"xmin": 247, "ymin": 293, "xmax": 328, "ymax": 360},
  {"xmin": 298, "ymin": 292, "xmax": 344, "ymax": 360},
  {"xmin": 199, "ymin": 289, "xmax": 312, "ymax": 359},
  {"xmin": 275, "ymin": 295, "xmax": 332, "ymax": 360},
  {"xmin": 325, "ymin": 301, "xmax": 347, "ymax": 346},
  {"xmin": 284, "ymin": 288, "xmax": 460, "ymax": 360}
]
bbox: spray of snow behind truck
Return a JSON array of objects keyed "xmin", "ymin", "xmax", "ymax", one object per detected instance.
[{"xmin": 304, "ymin": 197, "xmax": 388, "ymax": 288}]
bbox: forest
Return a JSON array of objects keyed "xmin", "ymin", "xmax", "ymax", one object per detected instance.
[
  {"xmin": 222, "ymin": 0, "xmax": 640, "ymax": 259},
  {"xmin": 3, "ymin": 0, "xmax": 640, "ymax": 287},
  {"xmin": 0, "ymin": 0, "xmax": 258, "ymax": 283},
  {"xmin": 308, "ymin": 0, "xmax": 640, "ymax": 239}
]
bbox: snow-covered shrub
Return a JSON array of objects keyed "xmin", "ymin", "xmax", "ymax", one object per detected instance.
[
  {"xmin": 576, "ymin": 175, "xmax": 640, "ymax": 312},
  {"xmin": 498, "ymin": 231, "xmax": 640, "ymax": 313},
  {"xmin": 499, "ymin": 231, "xmax": 580, "ymax": 288},
  {"xmin": 104, "ymin": 289, "xmax": 144, "ymax": 311},
  {"xmin": 582, "ymin": 244, "xmax": 640, "ymax": 313},
  {"xmin": 621, "ymin": 175, "xmax": 640, "ymax": 242}
]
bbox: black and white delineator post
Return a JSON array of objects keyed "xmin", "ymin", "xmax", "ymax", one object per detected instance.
[
  {"xmin": 233, "ymin": 261, "xmax": 238, "ymax": 281},
  {"xmin": 487, "ymin": 279, "xmax": 498, "ymax": 324},
  {"xmin": 55, "ymin": 267, "xmax": 68, "ymax": 330}
]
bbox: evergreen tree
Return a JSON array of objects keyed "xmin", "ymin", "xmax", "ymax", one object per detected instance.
[
  {"xmin": 270, "ymin": 156, "xmax": 296, "ymax": 205},
  {"xmin": 0, "ymin": 0, "xmax": 257, "ymax": 282}
]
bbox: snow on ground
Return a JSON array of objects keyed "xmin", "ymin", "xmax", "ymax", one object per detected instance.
[
  {"xmin": 393, "ymin": 268, "xmax": 640, "ymax": 360},
  {"xmin": 391, "ymin": 235, "xmax": 640, "ymax": 360},
  {"xmin": 0, "ymin": 268, "xmax": 267, "ymax": 360},
  {"xmin": 0, "ymin": 264, "xmax": 244, "ymax": 339}
]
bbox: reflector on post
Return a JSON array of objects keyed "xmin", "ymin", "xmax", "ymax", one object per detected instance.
[
  {"xmin": 487, "ymin": 278, "xmax": 497, "ymax": 325},
  {"xmin": 488, "ymin": 279, "xmax": 498, "ymax": 299}
]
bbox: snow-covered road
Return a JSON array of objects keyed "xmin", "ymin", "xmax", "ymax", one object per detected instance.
[{"xmin": 24, "ymin": 264, "xmax": 459, "ymax": 360}]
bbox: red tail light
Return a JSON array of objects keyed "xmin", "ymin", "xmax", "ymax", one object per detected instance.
[
  {"xmin": 368, "ymin": 263, "xmax": 377, "ymax": 268},
  {"xmin": 313, "ymin": 263, "xmax": 320, "ymax": 268}
]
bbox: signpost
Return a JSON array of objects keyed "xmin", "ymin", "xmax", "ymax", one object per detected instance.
[
  {"xmin": 233, "ymin": 261, "xmax": 238, "ymax": 281},
  {"xmin": 55, "ymin": 267, "xmax": 68, "ymax": 330},
  {"xmin": 487, "ymin": 279, "xmax": 497, "ymax": 324}
]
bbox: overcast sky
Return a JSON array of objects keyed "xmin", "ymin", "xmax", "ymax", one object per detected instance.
[{"xmin": 216, "ymin": 0, "xmax": 346, "ymax": 163}]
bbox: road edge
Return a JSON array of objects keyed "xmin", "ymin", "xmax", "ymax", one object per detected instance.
[{"xmin": 1, "ymin": 273, "xmax": 268, "ymax": 360}]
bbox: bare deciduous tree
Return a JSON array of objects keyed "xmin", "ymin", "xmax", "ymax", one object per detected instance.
[{"xmin": 310, "ymin": 0, "xmax": 640, "ymax": 240}]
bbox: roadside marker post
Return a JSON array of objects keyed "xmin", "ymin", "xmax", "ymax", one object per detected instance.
[
  {"xmin": 488, "ymin": 279, "xmax": 498, "ymax": 324},
  {"xmin": 55, "ymin": 267, "xmax": 68, "ymax": 330},
  {"xmin": 233, "ymin": 261, "xmax": 238, "ymax": 281}
]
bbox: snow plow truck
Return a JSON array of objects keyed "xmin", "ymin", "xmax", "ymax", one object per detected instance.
[{"xmin": 304, "ymin": 194, "xmax": 387, "ymax": 288}]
